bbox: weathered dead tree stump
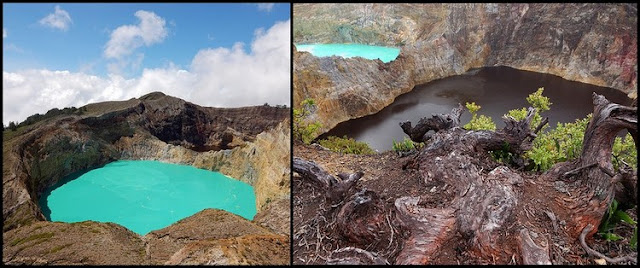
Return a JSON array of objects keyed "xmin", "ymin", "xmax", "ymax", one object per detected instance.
[
  {"xmin": 294, "ymin": 93, "xmax": 637, "ymax": 265},
  {"xmin": 400, "ymin": 103, "xmax": 464, "ymax": 143}
]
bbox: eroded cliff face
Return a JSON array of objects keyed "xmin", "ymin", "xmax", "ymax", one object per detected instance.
[
  {"xmin": 114, "ymin": 117, "xmax": 290, "ymax": 213},
  {"xmin": 2, "ymin": 92, "xmax": 289, "ymax": 264},
  {"xmin": 293, "ymin": 3, "xmax": 637, "ymax": 135}
]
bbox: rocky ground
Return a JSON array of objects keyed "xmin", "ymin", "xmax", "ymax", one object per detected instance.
[
  {"xmin": 293, "ymin": 143, "xmax": 637, "ymax": 265},
  {"xmin": 3, "ymin": 209, "xmax": 289, "ymax": 265}
]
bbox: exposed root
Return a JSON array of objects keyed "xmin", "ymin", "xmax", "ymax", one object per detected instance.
[
  {"xmin": 336, "ymin": 189, "xmax": 387, "ymax": 244},
  {"xmin": 518, "ymin": 228, "xmax": 551, "ymax": 264},
  {"xmin": 394, "ymin": 196, "xmax": 457, "ymax": 264},
  {"xmin": 294, "ymin": 93, "xmax": 637, "ymax": 265},
  {"xmin": 293, "ymin": 157, "xmax": 363, "ymax": 205},
  {"xmin": 579, "ymin": 224, "xmax": 637, "ymax": 264},
  {"xmin": 326, "ymin": 247, "xmax": 389, "ymax": 265}
]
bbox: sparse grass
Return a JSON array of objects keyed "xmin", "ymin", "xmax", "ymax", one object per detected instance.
[
  {"xmin": 3, "ymin": 124, "xmax": 30, "ymax": 142},
  {"xmin": 392, "ymin": 137, "xmax": 423, "ymax": 153},
  {"xmin": 10, "ymin": 232, "xmax": 55, "ymax": 247},
  {"xmin": 138, "ymin": 247, "xmax": 146, "ymax": 258},
  {"xmin": 3, "ymin": 205, "xmax": 36, "ymax": 232},
  {"xmin": 293, "ymin": 98, "xmax": 322, "ymax": 144},
  {"xmin": 318, "ymin": 135, "xmax": 376, "ymax": 155},
  {"xmin": 48, "ymin": 243, "xmax": 73, "ymax": 254},
  {"xmin": 76, "ymin": 99, "xmax": 139, "ymax": 118}
]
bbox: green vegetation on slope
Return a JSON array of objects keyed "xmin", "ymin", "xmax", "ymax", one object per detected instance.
[
  {"xmin": 392, "ymin": 137, "xmax": 423, "ymax": 153},
  {"xmin": 318, "ymin": 135, "xmax": 376, "ymax": 155},
  {"xmin": 293, "ymin": 98, "xmax": 322, "ymax": 144},
  {"xmin": 463, "ymin": 87, "xmax": 636, "ymax": 172}
]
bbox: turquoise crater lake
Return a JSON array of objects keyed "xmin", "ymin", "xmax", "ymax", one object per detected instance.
[
  {"xmin": 296, "ymin": 43, "xmax": 400, "ymax": 63},
  {"xmin": 40, "ymin": 160, "xmax": 256, "ymax": 235}
]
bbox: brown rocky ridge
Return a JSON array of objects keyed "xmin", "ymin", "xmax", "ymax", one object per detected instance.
[{"xmin": 2, "ymin": 91, "xmax": 290, "ymax": 265}]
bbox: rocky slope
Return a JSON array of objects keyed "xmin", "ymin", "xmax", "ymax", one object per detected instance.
[
  {"xmin": 293, "ymin": 3, "xmax": 637, "ymax": 135},
  {"xmin": 3, "ymin": 209, "xmax": 289, "ymax": 265},
  {"xmin": 2, "ymin": 92, "xmax": 289, "ymax": 265}
]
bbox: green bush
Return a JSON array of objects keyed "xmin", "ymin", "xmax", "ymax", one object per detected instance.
[
  {"xmin": 489, "ymin": 142, "xmax": 516, "ymax": 165},
  {"xmin": 526, "ymin": 115, "xmax": 590, "ymax": 171},
  {"xmin": 9, "ymin": 121, "xmax": 17, "ymax": 131},
  {"xmin": 612, "ymin": 133, "xmax": 637, "ymax": 171},
  {"xmin": 463, "ymin": 102, "xmax": 496, "ymax": 131},
  {"xmin": 392, "ymin": 137, "xmax": 423, "ymax": 153},
  {"xmin": 504, "ymin": 87, "xmax": 551, "ymax": 132},
  {"xmin": 526, "ymin": 87, "xmax": 552, "ymax": 112},
  {"xmin": 18, "ymin": 106, "xmax": 79, "ymax": 128},
  {"xmin": 318, "ymin": 135, "xmax": 375, "ymax": 155},
  {"xmin": 526, "ymin": 113, "xmax": 636, "ymax": 172},
  {"xmin": 293, "ymin": 98, "xmax": 323, "ymax": 144},
  {"xmin": 462, "ymin": 88, "xmax": 636, "ymax": 173}
]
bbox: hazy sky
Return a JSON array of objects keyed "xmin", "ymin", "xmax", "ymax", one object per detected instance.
[{"xmin": 3, "ymin": 3, "xmax": 290, "ymax": 125}]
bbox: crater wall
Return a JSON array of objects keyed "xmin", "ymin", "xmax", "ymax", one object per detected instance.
[
  {"xmin": 293, "ymin": 3, "xmax": 637, "ymax": 135},
  {"xmin": 2, "ymin": 92, "xmax": 290, "ymax": 264}
]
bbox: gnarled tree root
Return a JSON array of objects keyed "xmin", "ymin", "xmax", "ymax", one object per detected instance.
[
  {"xmin": 336, "ymin": 189, "xmax": 389, "ymax": 244},
  {"xmin": 294, "ymin": 93, "xmax": 637, "ymax": 265},
  {"xmin": 518, "ymin": 228, "xmax": 551, "ymax": 265},
  {"xmin": 293, "ymin": 157, "xmax": 363, "ymax": 205},
  {"xmin": 394, "ymin": 197, "xmax": 456, "ymax": 264},
  {"xmin": 326, "ymin": 247, "xmax": 389, "ymax": 265},
  {"xmin": 579, "ymin": 224, "xmax": 637, "ymax": 264}
]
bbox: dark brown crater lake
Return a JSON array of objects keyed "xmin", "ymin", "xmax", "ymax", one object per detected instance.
[{"xmin": 321, "ymin": 66, "xmax": 632, "ymax": 152}]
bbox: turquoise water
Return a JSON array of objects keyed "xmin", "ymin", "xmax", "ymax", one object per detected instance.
[
  {"xmin": 296, "ymin": 43, "xmax": 400, "ymax": 63},
  {"xmin": 40, "ymin": 160, "xmax": 256, "ymax": 235}
]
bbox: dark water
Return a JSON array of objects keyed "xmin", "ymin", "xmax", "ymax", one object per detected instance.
[{"xmin": 321, "ymin": 66, "xmax": 632, "ymax": 152}]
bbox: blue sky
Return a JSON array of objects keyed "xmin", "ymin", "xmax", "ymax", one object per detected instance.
[{"xmin": 3, "ymin": 3, "xmax": 290, "ymax": 125}]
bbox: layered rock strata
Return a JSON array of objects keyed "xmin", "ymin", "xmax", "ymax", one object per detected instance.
[{"xmin": 293, "ymin": 3, "xmax": 637, "ymax": 135}]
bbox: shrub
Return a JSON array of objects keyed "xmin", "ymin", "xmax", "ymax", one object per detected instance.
[
  {"xmin": 526, "ymin": 115, "xmax": 590, "ymax": 171},
  {"xmin": 612, "ymin": 133, "xmax": 637, "ymax": 171},
  {"xmin": 460, "ymin": 88, "xmax": 635, "ymax": 172},
  {"xmin": 318, "ymin": 135, "xmax": 375, "ymax": 155},
  {"xmin": 489, "ymin": 142, "xmax": 516, "ymax": 165},
  {"xmin": 504, "ymin": 87, "xmax": 551, "ymax": 132},
  {"xmin": 525, "ymin": 112, "xmax": 637, "ymax": 172},
  {"xmin": 463, "ymin": 102, "xmax": 496, "ymax": 131},
  {"xmin": 392, "ymin": 137, "xmax": 423, "ymax": 153},
  {"xmin": 17, "ymin": 106, "xmax": 80, "ymax": 128},
  {"xmin": 293, "ymin": 98, "xmax": 323, "ymax": 144}
]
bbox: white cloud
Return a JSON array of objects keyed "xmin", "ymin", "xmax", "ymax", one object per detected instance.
[
  {"xmin": 189, "ymin": 19, "xmax": 290, "ymax": 108},
  {"xmin": 257, "ymin": 3, "xmax": 275, "ymax": 12},
  {"xmin": 39, "ymin": 5, "xmax": 72, "ymax": 31},
  {"xmin": 3, "ymin": 28, "xmax": 6, "ymax": 38},
  {"xmin": 104, "ymin": 10, "xmax": 168, "ymax": 59},
  {"xmin": 3, "ymin": 19, "xmax": 291, "ymax": 125}
]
